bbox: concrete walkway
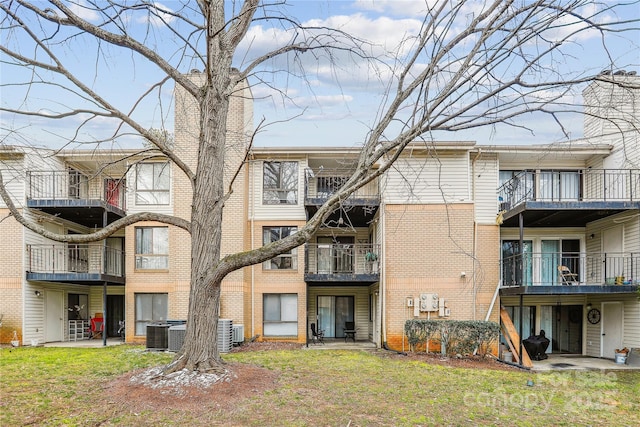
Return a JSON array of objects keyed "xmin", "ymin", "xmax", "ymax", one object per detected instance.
[
  {"xmin": 304, "ymin": 340, "xmax": 377, "ymax": 350},
  {"xmin": 43, "ymin": 338, "xmax": 125, "ymax": 348},
  {"xmin": 531, "ymin": 354, "xmax": 639, "ymax": 371}
]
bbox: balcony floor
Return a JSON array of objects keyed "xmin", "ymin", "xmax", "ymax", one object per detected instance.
[
  {"xmin": 26, "ymin": 272, "xmax": 125, "ymax": 286},
  {"xmin": 500, "ymin": 284, "xmax": 638, "ymax": 296},
  {"xmin": 500, "ymin": 200, "xmax": 640, "ymax": 227}
]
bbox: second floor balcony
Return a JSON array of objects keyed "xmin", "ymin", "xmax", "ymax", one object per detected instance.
[
  {"xmin": 304, "ymin": 243, "xmax": 380, "ymax": 284},
  {"xmin": 26, "ymin": 244, "xmax": 125, "ymax": 285},
  {"xmin": 501, "ymin": 251, "xmax": 639, "ymax": 295},
  {"xmin": 498, "ymin": 169, "xmax": 640, "ymax": 227},
  {"xmin": 27, "ymin": 170, "xmax": 126, "ymax": 227}
]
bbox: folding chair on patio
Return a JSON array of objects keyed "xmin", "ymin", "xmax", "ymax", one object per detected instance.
[
  {"xmin": 310, "ymin": 323, "xmax": 324, "ymax": 344},
  {"xmin": 90, "ymin": 315, "xmax": 104, "ymax": 339}
]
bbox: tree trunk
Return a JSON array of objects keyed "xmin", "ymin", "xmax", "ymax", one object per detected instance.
[{"xmin": 166, "ymin": 50, "xmax": 231, "ymax": 374}]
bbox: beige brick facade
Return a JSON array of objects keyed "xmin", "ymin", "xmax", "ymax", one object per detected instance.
[
  {"xmin": 0, "ymin": 209, "xmax": 23, "ymax": 342},
  {"xmin": 382, "ymin": 204, "xmax": 499, "ymax": 349}
]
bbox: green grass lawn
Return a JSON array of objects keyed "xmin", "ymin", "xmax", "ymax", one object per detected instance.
[{"xmin": 1, "ymin": 345, "xmax": 638, "ymax": 426}]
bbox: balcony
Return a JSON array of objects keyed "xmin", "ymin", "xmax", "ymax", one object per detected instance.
[
  {"xmin": 26, "ymin": 170, "xmax": 126, "ymax": 227},
  {"xmin": 498, "ymin": 169, "xmax": 640, "ymax": 227},
  {"xmin": 500, "ymin": 251, "xmax": 639, "ymax": 295},
  {"xmin": 304, "ymin": 243, "xmax": 380, "ymax": 285},
  {"xmin": 26, "ymin": 244, "xmax": 125, "ymax": 285},
  {"xmin": 304, "ymin": 170, "xmax": 380, "ymax": 227}
]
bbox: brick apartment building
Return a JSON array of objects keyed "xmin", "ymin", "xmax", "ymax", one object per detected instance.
[{"xmin": 1, "ymin": 73, "xmax": 638, "ymax": 360}]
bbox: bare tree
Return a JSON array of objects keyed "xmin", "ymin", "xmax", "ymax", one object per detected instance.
[{"xmin": 1, "ymin": 1, "xmax": 638, "ymax": 374}]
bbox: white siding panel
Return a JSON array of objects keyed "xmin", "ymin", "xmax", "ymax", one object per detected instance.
[
  {"xmin": 0, "ymin": 159, "xmax": 25, "ymax": 208},
  {"xmin": 382, "ymin": 153, "xmax": 470, "ymax": 204},
  {"xmin": 473, "ymin": 155, "xmax": 499, "ymax": 224},
  {"xmin": 251, "ymin": 159, "xmax": 307, "ymax": 221}
]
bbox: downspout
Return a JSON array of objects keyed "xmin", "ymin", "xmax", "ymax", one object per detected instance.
[
  {"xmin": 518, "ymin": 212, "xmax": 524, "ymax": 366},
  {"xmin": 472, "ymin": 148, "xmax": 482, "ymax": 320},
  {"xmin": 249, "ymin": 160, "xmax": 255, "ymax": 339},
  {"xmin": 380, "ymin": 202, "xmax": 387, "ymax": 348},
  {"xmin": 102, "ymin": 209, "xmax": 107, "ymax": 347}
]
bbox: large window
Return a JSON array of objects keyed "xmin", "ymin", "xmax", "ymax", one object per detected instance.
[
  {"xmin": 135, "ymin": 227, "xmax": 169, "ymax": 270},
  {"xmin": 263, "ymin": 161, "xmax": 298, "ymax": 204},
  {"xmin": 263, "ymin": 294, "xmax": 298, "ymax": 336},
  {"xmin": 135, "ymin": 162, "xmax": 170, "ymax": 205},
  {"xmin": 263, "ymin": 226, "xmax": 297, "ymax": 270},
  {"xmin": 135, "ymin": 293, "xmax": 168, "ymax": 335}
]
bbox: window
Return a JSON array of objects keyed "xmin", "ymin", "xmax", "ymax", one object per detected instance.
[
  {"xmin": 135, "ymin": 227, "xmax": 169, "ymax": 270},
  {"xmin": 135, "ymin": 293, "xmax": 168, "ymax": 335},
  {"xmin": 263, "ymin": 294, "xmax": 297, "ymax": 336},
  {"xmin": 67, "ymin": 293, "xmax": 88, "ymax": 320},
  {"xmin": 135, "ymin": 162, "xmax": 170, "ymax": 205},
  {"xmin": 263, "ymin": 161, "xmax": 298, "ymax": 204},
  {"xmin": 263, "ymin": 226, "xmax": 297, "ymax": 270}
]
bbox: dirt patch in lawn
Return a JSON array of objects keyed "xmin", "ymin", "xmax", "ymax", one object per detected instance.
[
  {"xmin": 105, "ymin": 342, "xmax": 515, "ymax": 416},
  {"xmin": 374, "ymin": 348, "xmax": 521, "ymax": 371},
  {"xmin": 106, "ymin": 361, "xmax": 279, "ymax": 414}
]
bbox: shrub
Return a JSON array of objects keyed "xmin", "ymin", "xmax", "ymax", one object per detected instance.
[{"xmin": 404, "ymin": 319, "xmax": 499, "ymax": 357}]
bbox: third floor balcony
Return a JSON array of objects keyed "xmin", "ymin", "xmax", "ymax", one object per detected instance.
[
  {"xmin": 304, "ymin": 169, "xmax": 380, "ymax": 227},
  {"xmin": 26, "ymin": 170, "xmax": 126, "ymax": 227},
  {"xmin": 498, "ymin": 169, "xmax": 640, "ymax": 227}
]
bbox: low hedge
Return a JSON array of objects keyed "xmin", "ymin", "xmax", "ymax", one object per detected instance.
[{"xmin": 404, "ymin": 319, "xmax": 500, "ymax": 357}]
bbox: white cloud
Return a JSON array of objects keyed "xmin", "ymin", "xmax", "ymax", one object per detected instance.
[
  {"xmin": 136, "ymin": 2, "xmax": 175, "ymax": 27},
  {"xmin": 67, "ymin": 0, "xmax": 100, "ymax": 21}
]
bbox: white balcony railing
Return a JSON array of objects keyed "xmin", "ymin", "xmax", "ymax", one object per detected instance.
[
  {"xmin": 27, "ymin": 244, "xmax": 125, "ymax": 277},
  {"xmin": 27, "ymin": 170, "xmax": 126, "ymax": 210}
]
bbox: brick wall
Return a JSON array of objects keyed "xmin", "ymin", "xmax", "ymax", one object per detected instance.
[
  {"xmin": 382, "ymin": 203, "xmax": 499, "ymax": 350},
  {"xmin": 0, "ymin": 209, "xmax": 23, "ymax": 343}
]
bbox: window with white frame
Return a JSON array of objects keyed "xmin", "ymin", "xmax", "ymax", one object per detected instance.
[
  {"xmin": 263, "ymin": 293, "xmax": 298, "ymax": 336},
  {"xmin": 135, "ymin": 293, "xmax": 168, "ymax": 335},
  {"xmin": 135, "ymin": 227, "xmax": 169, "ymax": 270},
  {"xmin": 263, "ymin": 161, "xmax": 298, "ymax": 204},
  {"xmin": 135, "ymin": 162, "xmax": 170, "ymax": 205},
  {"xmin": 263, "ymin": 226, "xmax": 297, "ymax": 270}
]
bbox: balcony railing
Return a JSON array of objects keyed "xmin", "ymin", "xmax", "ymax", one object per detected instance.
[
  {"xmin": 27, "ymin": 170, "xmax": 126, "ymax": 210},
  {"xmin": 27, "ymin": 244, "xmax": 125, "ymax": 277},
  {"xmin": 305, "ymin": 171, "xmax": 380, "ymax": 204},
  {"xmin": 501, "ymin": 252, "xmax": 639, "ymax": 287},
  {"xmin": 305, "ymin": 243, "xmax": 380, "ymax": 276},
  {"xmin": 498, "ymin": 169, "xmax": 640, "ymax": 210}
]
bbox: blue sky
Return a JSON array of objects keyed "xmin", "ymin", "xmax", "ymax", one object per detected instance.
[{"xmin": 1, "ymin": 1, "xmax": 639, "ymax": 150}]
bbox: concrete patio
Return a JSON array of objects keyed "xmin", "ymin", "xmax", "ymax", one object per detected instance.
[{"xmin": 530, "ymin": 354, "xmax": 639, "ymax": 371}]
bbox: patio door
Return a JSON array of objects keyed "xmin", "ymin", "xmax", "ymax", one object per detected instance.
[
  {"xmin": 316, "ymin": 237, "xmax": 354, "ymax": 274},
  {"xmin": 603, "ymin": 225, "xmax": 623, "ymax": 281},
  {"xmin": 541, "ymin": 240, "xmax": 560, "ymax": 285},
  {"xmin": 601, "ymin": 302, "xmax": 623, "ymax": 359},
  {"xmin": 45, "ymin": 290, "xmax": 64, "ymax": 342},
  {"xmin": 317, "ymin": 295, "xmax": 354, "ymax": 338},
  {"xmin": 542, "ymin": 305, "xmax": 582, "ymax": 354},
  {"xmin": 317, "ymin": 237, "xmax": 332, "ymax": 274},
  {"xmin": 105, "ymin": 178, "xmax": 124, "ymax": 209}
]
